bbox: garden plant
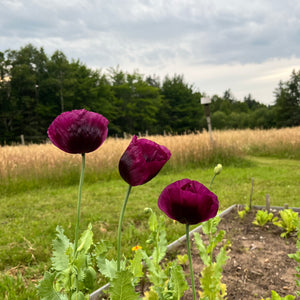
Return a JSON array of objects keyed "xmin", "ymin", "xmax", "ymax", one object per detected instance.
[{"xmin": 37, "ymin": 108, "xmax": 231, "ymax": 300}]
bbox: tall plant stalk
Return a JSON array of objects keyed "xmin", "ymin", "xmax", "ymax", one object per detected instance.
[
  {"xmin": 117, "ymin": 184, "xmax": 132, "ymax": 271},
  {"xmin": 186, "ymin": 224, "xmax": 196, "ymax": 300},
  {"xmin": 73, "ymin": 153, "xmax": 85, "ymax": 257}
]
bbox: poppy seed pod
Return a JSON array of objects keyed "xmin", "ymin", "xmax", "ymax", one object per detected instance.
[
  {"xmin": 119, "ymin": 135, "xmax": 171, "ymax": 186},
  {"xmin": 47, "ymin": 109, "xmax": 109, "ymax": 154},
  {"xmin": 158, "ymin": 179, "xmax": 219, "ymax": 225}
]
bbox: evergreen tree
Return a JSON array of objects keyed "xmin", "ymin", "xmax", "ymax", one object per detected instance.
[{"xmin": 274, "ymin": 70, "xmax": 300, "ymax": 127}]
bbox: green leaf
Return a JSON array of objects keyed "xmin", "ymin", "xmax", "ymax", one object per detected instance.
[
  {"xmin": 152, "ymin": 229, "xmax": 167, "ymax": 266},
  {"xmin": 207, "ymin": 230, "xmax": 225, "ymax": 256},
  {"xmin": 215, "ymin": 246, "xmax": 229, "ymax": 277},
  {"xmin": 97, "ymin": 257, "xmax": 118, "ymax": 281},
  {"xmin": 108, "ymin": 270, "xmax": 139, "ymax": 300},
  {"xmin": 143, "ymin": 289, "xmax": 159, "ymax": 300},
  {"xmin": 202, "ymin": 216, "xmax": 220, "ymax": 235},
  {"xmin": 94, "ymin": 240, "xmax": 111, "ymax": 256},
  {"xmin": 270, "ymin": 290, "xmax": 295, "ymax": 300},
  {"xmin": 51, "ymin": 226, "xmax": 71, "ymax": 271},
  {"xmin": 77, "ymin": 223, "xmax": 93, "ymax": 253},
  {"xmin": 37, "ymin": 271, "xmax": 68, "ymax": 300},
  {"xmin": 83, "ymin": 266, "xmax": 97, "ymax": 291},
  {"xmin": 142, "ymin": 251, "xmax": 167, "ymax": 288},
  {"xmin": 200, "ymin": 264, "xmax": 219, "ymax": 298},
  {"xmin": 71, "ymin": 291, "xmax": 85, "ymax": 300},
  {"xmin": 169, "ymin": 263, "xmax": 188, "ymax": 300},
  {"xmin": 129, "ymin": 249, "xmax": 144, "ymax": 278},
  {"xmin": 193, "ymin": 232, "xmax": 210, "ymax": 266}
]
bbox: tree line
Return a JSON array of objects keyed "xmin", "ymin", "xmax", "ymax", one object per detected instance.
[{"xmin": 0, "ymin": 44, "xmax": 299, "ymax": 145}]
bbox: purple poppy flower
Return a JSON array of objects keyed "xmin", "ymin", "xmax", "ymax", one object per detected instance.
[
  {"xmin": 158, "ymin": 179, "xmax": 219, "ymax": 225},
  {"xmin": 47, "ymin": 109, "xmax": 109, "ymax": 154},
  {"xmin": 119, "ymin": 135, "xmax": 171, "ymax": 186}
]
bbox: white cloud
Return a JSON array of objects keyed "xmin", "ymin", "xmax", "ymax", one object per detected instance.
[{"xmin": 1, "ymin": 0, "xmax": 300, "ymax": 105}]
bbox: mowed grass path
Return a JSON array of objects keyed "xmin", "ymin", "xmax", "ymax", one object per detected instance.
[{"xmin": 1, "ymin": 156, "xmax": 299, "ymax": 279}]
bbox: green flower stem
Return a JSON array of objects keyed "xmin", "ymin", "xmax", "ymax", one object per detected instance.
[
  {"xmin": 73, "ymin": 153, "xmax": 85, "ymax": 257},
  {"xmin": 186, "ymin": 224, "xmax": 196, "ymax": 300},
  {"xmin": 117, "ymin": 184, "xmax": 132, "ymax": 271},
  {"xmin": 209, "ymin": 174, "xmax": 216, "ymax": 189}
]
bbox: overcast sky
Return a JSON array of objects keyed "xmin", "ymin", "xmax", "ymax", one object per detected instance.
[{"xmin": 1, "ymin": 0, "xmax": 300, "ymax": 105}]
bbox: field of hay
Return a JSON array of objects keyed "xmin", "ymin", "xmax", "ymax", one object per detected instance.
[{"xmin": 1, "ymin": 127, "xmax": 299, "ymax": 191}]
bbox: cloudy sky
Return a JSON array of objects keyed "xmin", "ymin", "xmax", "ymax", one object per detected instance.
[{"xmin": 1, "ymin": 0, "xmax": 300, "ymax": 105}]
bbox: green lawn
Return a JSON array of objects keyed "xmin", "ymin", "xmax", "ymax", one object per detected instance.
[{"xmin": 0, "ymin": 156, "xmax": 299, "ymax": 299}]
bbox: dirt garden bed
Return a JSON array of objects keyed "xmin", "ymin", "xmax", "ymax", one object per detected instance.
[
  {"xmin": 91, "ymin": 205, "xmax": 299, "ymax": 300},
  {"xmin": 172, "ymin": 206, "xmax": 299, "ymax": 300}
]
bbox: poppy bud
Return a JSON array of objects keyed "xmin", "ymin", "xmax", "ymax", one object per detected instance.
[
  {"xmin": 119, "ymin": 135, "xmax": 171, "ymax": 186},
  {"xmin": 214, "ymin": 164, "xmax": 223, "ymax": 175}
]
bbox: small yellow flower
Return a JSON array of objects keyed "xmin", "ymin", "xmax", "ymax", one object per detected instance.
[{"xmin": 131, "ymin": 245, "xmax": 142, "ymax": 251}]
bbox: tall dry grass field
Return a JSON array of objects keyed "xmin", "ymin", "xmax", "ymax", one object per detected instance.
[{"xmin": 1, "ymin": 127, "xmax": 299, "ymax": 189}]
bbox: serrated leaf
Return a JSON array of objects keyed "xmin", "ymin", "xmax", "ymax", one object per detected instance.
[
  {"xmin": 193, "ymin": 232, "xmax": 210, "ymax": 266},
  {"xmin": 77, "ymin": 223, "xmax": 93, "ymax": 254},
  {"xmin": 142, "ymin": 252, "xmax": 167, "ymax": 288},
  {"xmin": 97, "ymin": 257, "xmax": 118, "ymax": 280},
  {"xmin": 71, "ymin": 291, "xmax": 85, "ymax": 300},
  {"xmin": 37, "ymin": 271, "xmax": 68, "ymax": 300},
  {"xmin": 169, "ymin": 263, "xmax": 188, "ymax": 300},
  {"xmin": 202, "ymin": 216, "xmax": 220, "ymax": 235},
  {"xmin": 109, "ymin": 270, "xmax": 139, "ymax": 300},
  {"xmin": 94, "ymin": 240, "xmax": 111, "ymax": 256},
  {"xmin": 83, "ymin": 266, "xmax": 97, "ymax": 290},
  {"xmin": 270, "ymin": 290, "xmax": 295, "ymax": 300},
  {"xmin": 143, "ymin": 289, "xmax": 159, "ymax": 300},
  {"xmin": 74, "ymin": 251, "xmax": 89, "ymax": 284},
  {"xmin": 215, "ymin": 246, "xmax": 229, "ymax": 277},
  {"xmin": 51, "ymin": 226, "xmax": 71, "ymax": 271},
  {"xmin": 200, "ymin": 264, "xmax": 219, "ymax": 297},
  {"xmin": 129, "ymin": 249, "xmax": 144, "ymax": 278},
  {"xmin": 152, "ymin": 230, "xmax": 167, "ymax": 266}
]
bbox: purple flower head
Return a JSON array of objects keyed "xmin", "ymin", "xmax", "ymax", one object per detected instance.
[
  {"xmin": 119, "ymin": 135, "xmax": 171, "ymax": 186},
  {"xmin": 47, "ymin": 109, "xmax": 109, "ymax": 154},
  {"xmin": 158, "ymin": 179, "xmax": 219, "ymax": 225}
]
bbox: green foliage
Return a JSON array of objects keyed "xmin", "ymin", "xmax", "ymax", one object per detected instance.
[
  {"xmin": 274, "ymin": 69, "xmax": 300, "ymax": 128},
  {"xmin": 0, "ymin": 272, "xmax": 39, "ymax": 300},
  {"xmin": 1, "ymin": 157, "xmax": 300, "ymax": 299},
  {"xmin": 262, "ymin": 290, "xmax": 295, "ymax": 300},
  {"xmin": 142, "ymin": 210, "xmax": 188, "ymax": 300},
  {"xmin": 238, "ymin": 205, "xmax": 250, "ymax": 219},
  {"xmin": 176, "ymin": 254, "xmax": 188, "ymax": 266},
  {"xmin": 288, "ymin": 218, "xmax": 300, "ymax": 296},
  {"xmin": 273, "ymin": 209, "xmax": 299, "ymax": 238},
  {"xmin": 3, "ymin": 44, "xmax": 299, "ymax": 144},
  {"xmin": 252, "ymin": 210, "xmax": 274, "ymax": 227},
  {"xmin": 194, "ymin": 217, "xmax": 229, "ymax": 299},
  {"xmin": 108, "ymin": 270, "xmax": 139, "ymax": 300},
  {"xmin": 37, "ymin": 224, "xmax": 97, "ymax": 299}
]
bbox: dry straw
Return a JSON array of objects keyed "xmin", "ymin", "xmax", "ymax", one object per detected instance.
[{"xmin": 1, "ymin": 127, "xmax": 299, "ymax": 182}]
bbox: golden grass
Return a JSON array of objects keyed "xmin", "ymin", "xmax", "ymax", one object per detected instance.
[{"xmin": 1, "ymin": 127, "xmax": 299, "ymax": 182}]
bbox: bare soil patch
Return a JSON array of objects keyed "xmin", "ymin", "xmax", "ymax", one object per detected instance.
[{"xmin": 176, "ymin": 207, "xmax": 299, "ymax": 300}]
